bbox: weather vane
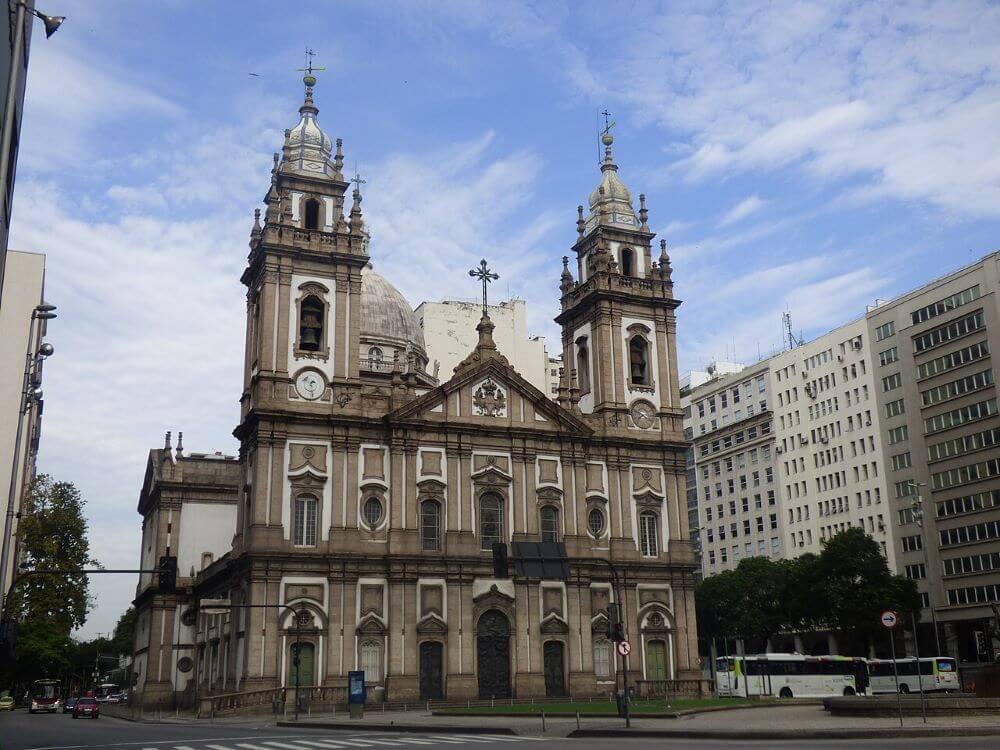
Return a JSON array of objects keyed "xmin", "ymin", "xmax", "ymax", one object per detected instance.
[
  {"xmin": 601, "ymin": 108, "xmax": 615, "ymax": 137},
  {"xmin": 297, "ymin": 48, "xmax": 327, "ymax": 82},
  {"xmin": 468, "ymin": 259, "xmax": 499, "ymax": 317}
]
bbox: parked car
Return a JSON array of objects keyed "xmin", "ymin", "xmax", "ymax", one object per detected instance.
[
  {"xmin": 0, "ymin": 695, "xmax": 15, "ymax": 711},
  {"xmin": 105, "ymin": 694, "xmax": 121, "ymax": 704},
  {"xmin": 72, "ymin": 697, "xmax": 99, "ymax": 719},
  {"xmin": 63, "ymin": 696, "xmax": 78, "ymax": 713}
]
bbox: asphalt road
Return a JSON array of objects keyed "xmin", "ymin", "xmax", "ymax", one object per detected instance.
[{"xmin": 0, "ymin": 710, "xmax": 997, "ymax": 750}]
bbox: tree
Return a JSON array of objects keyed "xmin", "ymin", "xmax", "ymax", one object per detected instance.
[
  {"xmin": 812, "ymin": 527, "xmax": 921, "ymax": 654},
  {"xmin": 111, "ymin": 606, "xmax": 136, "ymax": 658},
  {"xmin": 4, "ymin": 475, "xmax": 97, "ymax": 681}
]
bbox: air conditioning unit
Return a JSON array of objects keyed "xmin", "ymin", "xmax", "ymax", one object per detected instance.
[
  {"xmin": 802, "ymin": 371, "xmax": 809, "ymax": 379},
  {"xmin": 853, "ymin": 339, "xmax": 863, "ymax": 350},
  {"xmin": 865, "ymin": 417, "xmax": 872, "ymax": 426},
  {"xmin": 775, "ymin": 446, "xmax": 783, "ymax": 455},
  {"xmin": 820, "ymin": 436, "xmax": 829, "ymax": 445},
  {"xmin": 837, "ymin": 355, "xmax": 844, "ymax": 362}
]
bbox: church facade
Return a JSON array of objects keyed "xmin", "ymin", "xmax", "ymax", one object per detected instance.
[{"xmin": 130, "ymin": 74, "xmax": 699, "ymax": 709}]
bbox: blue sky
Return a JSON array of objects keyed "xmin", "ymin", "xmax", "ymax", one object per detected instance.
[{"xmin": 9, "ymin": 0, "xmax": 1000, "ymax": 636}]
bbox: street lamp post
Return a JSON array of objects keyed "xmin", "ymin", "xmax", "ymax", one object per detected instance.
[
  {"xmin": 908, "ymin": 480, "xmax": 944, "ymax": 656},
  {"xmin": 0, "ymin": 302, "xmax": 55, "ymax": 613},
  {"xmin": 0, "ymin": 2, "xmax": 63, "ymax": 306}
]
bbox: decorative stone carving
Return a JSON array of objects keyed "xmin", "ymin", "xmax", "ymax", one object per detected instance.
[
  {"xmin": 472, "ymin": 584, "xmax": 516, "ymax": 625},
  {"xmin": 285, "ymin": 583, "xmax": 324, "ymax": 603},
  {"xmin": 585, "ymin": 463, "xmax": 605, "ymax": 494},
  {"xmin": 632, "ymin": 465, "xmax": 662, "ymax": 494},
  {"xmin": 537, "ymin": 458, "xmax": 559, "ymax": 485},
  {"xmin": 289, "ymin": 443, "xmax": 327, "ymax": 474},
  {"xmin": 638, "ymin": 588, "xmax": 670, "ymax": 608},
  {"xmin": 473, "ymin": 454, "xmax": 510, "ymax": 475},
  {"xmin": 535, "ymin": 485, "xmax": 563, "ymax": 507},
  {"xmin": 361, "ymin": 584, "xmax": 383, "ymax": 618},
  {"xmin": 357, "ymin": 613, "xmax": 387, "ymax": 635},
  {"xmin": 590, "ymin": 611, "xmax": 609, "ymax": 634},
  {"xmin": 362, "ymin": 448, "xmax": 386, "ymax": 480},
  {"xmin": 542, "ymin": 587, "xmax": 563, "ymax": 618},
  {"xmin": 473, "ymin": 377, "xmax": 507, "ymax": 417},
  {"xmin": 420, "ymin": 450, "xmax": 443, "ymax": 477},
  {"xmin": 416, "ymin": 613, "xmax": 448, "ymax": 635},
  {"xmin": 590, "ymin": 587, "xmax": 610, "ymax": 615},
  {"xmin": 540, "ymin": 614, "xmax": 569, "ymax": 635}
]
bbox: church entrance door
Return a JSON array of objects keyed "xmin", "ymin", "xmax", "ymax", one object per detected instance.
[
  {"xmin": 543, "ymin": 641, "xmax": 566, "ymax": 697},
  {"xmin": 419, "ymin": 641, "xmax": 444, "ymax": 700},
  {"xmin": 477, "ymin": 610, "xmax": 511, "ymax": 698}
]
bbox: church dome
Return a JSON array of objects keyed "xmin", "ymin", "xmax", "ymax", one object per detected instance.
[
  {"xmin": 360, "ymin": 264, "xmax": 426, "ymax": 355},
  {"xmin": 280, "ymin": 76, "xmax": 339, "ymax": 178},
  {"xmin": 584, "ymin": 134, "xmax": 638, "ymax": 232}
]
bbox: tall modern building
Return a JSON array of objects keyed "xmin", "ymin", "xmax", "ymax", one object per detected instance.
[
  {"xmin": 770, "ymin": 317, "xmax": 894, "ymax": 569},
  {"xmin": 0, "ymin": 250, "xmax": 45, "ymax": 601},
  {"xmin": 688, "ymin": 361, "xmax": 784, "ymax": 577},
  {"xmin": 867, "ymin": 251, "xmax": 1000, "ymax": 662}
]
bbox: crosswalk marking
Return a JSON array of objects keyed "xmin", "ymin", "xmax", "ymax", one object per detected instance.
[
  {"xmin": 205, "ymin": 745, "xmax": 238, "ymax": 750},
  {"xmin": 290, "ymin": 742, "xmax": 350, "ymax": 748},
  {"xmin": 351, "ymin": 741, "xmax": 402, "ymax": 747},
  {"xmin": 235, "ymin": 743, "xmax": 276, "ymax": 750},
  {"xmin": 431, "ymin": 737, "xmax": 493, "ymax": 743},
  {"xmin": 384, "ymin": 741, "xmax": 435, "ymax": 746},
  {"xmin": 263, "ymin": 743, "xmax": 314, "ymax": 750}
]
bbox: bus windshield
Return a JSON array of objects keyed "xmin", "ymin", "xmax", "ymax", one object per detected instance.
[
  {"xmin": 716, "ymin": 657, "xmax": 734, "ymax": 672},
  {"xmin": 32, "ymin": 681, "xmax": 59, "ymax": 700},
  {"xmin": 936, "ymin": 658, "xmax": 956, "ymax": 672}
]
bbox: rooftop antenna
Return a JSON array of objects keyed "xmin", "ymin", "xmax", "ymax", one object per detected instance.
[{"xmin": 783, "ymin": 311, "xmax": 803, "ymax": 350}]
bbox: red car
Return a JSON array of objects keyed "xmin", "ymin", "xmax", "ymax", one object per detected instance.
[{"xmin": 72, "ymin": 697, "xmax": 100, "ymax": 719}]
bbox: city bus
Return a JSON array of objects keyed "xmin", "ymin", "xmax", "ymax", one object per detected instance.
[
  {"xmin": 29, "ymin": 678, "xmax": 62, "ymax": 713},
  {"xmin": 868, "ymin": 657, "xmax": 960, "ymax": 694},
  {"xmin": 715, "ymin": 653, "xmax": 865, "ymax": 698},
  {"xmin": 95, "ymin": 683, "xmax": 120, "ymax": 702}
]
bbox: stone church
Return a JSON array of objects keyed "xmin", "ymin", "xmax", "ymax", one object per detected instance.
[{"xmin": 130, "ymin": 73, "xmax": 698, "ymax": 709}]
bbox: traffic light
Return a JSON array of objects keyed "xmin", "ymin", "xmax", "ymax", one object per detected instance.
[
  {"xmin": 158, "ymin": 555, "xmax": 178, "ymax": 593},
  {"xmin": 606, "ymin": 603, "xmax": 625, "ymax": 642},
  {"xmin": 492, "ymin": 542, "xmax": 509, "ymax": 578}
]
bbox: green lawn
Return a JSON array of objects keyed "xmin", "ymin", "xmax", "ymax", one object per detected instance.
[{"xmin": 442, "ymin": 698, "xmax": 755, "ymax": 714}]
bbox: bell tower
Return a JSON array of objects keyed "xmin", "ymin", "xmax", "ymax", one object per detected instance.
[
  {"xmin": 555, "ymin": 128, "xmax": 683, "ymax": 435},
  {"xmin": 239, "ymin": 69, "xmax": 370, "ymax": 424}
]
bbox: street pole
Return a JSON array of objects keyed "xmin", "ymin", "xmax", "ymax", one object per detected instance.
[
  {"xmin": 911, "ymin": 611, "xmax": 927, "ymax": 723},
  {"xmin": 909, "ymin": 480, "xmax": 944, "ymax": 656},
  {"xmin": 0, "ymin": 306, "xmax": 54, "ymax": 613},
  {"xmin": 0, "ymin": 0, "xmax": 28, "ymax": 304},
  {"xmin": 889, "ymin": 628, "xmax": 903, "ymax": 727}
]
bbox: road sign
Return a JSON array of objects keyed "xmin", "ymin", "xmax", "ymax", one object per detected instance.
[
  {"xmin": 880, "ymin": 610, "xmax": 899, "ymax": 629},
  {"xmin": 617, "ymin": 640, "xmax": 632, "ymax": 656}
]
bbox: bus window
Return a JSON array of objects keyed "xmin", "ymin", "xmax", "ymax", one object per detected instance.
[
  {"xmin": 716, "ymin": 657, "xmax": 732, "ymax": 672},
  {"xmin": 936, "ymin": 658, "xmax": 956, "ymax": 672}
]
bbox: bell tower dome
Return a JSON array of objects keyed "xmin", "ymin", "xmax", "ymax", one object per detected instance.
[{"xmin": 555, "ymin": 129, "xmax": 683, "ymax": 438}]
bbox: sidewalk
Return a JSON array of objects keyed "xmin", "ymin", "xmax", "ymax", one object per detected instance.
[{"xmin": 280, "ymin": 703, "xmax": 1000, "ymax": 739}]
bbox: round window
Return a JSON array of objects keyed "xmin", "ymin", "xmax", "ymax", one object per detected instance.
[
  {"xmin": 177, "ymin": 657, "xmax": 194, "ymax": 673},
  {"xmin": 363, "ymin": 497, "xmax": 383, "ymax": 528},
  {"xmin": 588, "ymin": 507, "xmax": 605, "ymax": 537}
]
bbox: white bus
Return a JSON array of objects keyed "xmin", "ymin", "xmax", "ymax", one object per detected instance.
[
  {"xmin": 868, "ymin": 657, "xmax": 959, "ymax": 694},
  {"xmin": 715, "ymin": 653, "xmax": 865, "ymax": 698}
]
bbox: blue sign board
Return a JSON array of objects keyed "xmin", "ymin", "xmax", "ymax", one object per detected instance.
[{"xmin": 348, "ymin": 670, "xmax": 365, "ymax": 704}]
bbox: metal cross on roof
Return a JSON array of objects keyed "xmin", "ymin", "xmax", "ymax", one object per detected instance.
[
  {"xmin": 297, "ymin": 48, "xmax": 327, "ymax": 78},
  {"xmin": 601, "ymin": 108, "xmax": 615, "ymax": 136},
  {"xmin": 351, "ymin": 165, "xmax": 366, "ymax": 194},
  {"xmin": 468, "ymin": 259, "xmax": 499, "ymax": 317}
]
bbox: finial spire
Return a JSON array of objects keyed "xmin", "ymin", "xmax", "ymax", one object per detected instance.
[
  {"xmin": 164, "ymin": 431, "xmax": 172, "ymax": 452},
  {"xmin": 175, "ymin": 431, "xmax": 184, "ymax": 460},
  {"xmin": 296, "ymin": 48, "xmax": 326, "ymax": 115},
  {"xmin": 468, "ymin": 259, "xmax": 499, "ymax": 318},
  {"xmin": 639, "ymin": 193, "xmax": 648, "ymax": 230},
  {"xmin": 576, "ymin": 204, "xmax": 585, "ymax": 237},
  {"xmin": 600, "ymin": 108, "xmax": 616, "ymax": 170}
]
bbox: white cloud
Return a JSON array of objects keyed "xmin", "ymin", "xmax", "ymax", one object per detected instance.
[{"xmin": 719, "ymin": 195, "xmax": 767, "ymax": 227}]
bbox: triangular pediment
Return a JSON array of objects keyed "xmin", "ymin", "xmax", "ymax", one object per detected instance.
[
  {"xmin": 540, "ymin": 613, "xmax": 570, "ymax": 634},
  {"xmin": 416, "ymin": 613, "xmax": 449, "ymax": 635},
  {"xmin": 357, "ymin": 613, "xmax": 387, "ymax": 635},
  {"xmin": 386, "ymin": 358, "xmax": 592, "ymax": 436}
]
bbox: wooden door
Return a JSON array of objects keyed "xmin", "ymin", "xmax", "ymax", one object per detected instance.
[
  {"xmin": 419, "ymin": 641, "xmax": 444, "ymax": 700},
  {"xmin": 543, "ymin": 641, "xmax": 566, "ymax": 697}
]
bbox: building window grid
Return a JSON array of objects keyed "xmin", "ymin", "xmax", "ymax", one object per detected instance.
[
  {"xmin": 911, "ymin": 284, "xmax": 981, "ymax": 325},
  {"xmin": 913, "ymin": 309, "xmax": 985, "ymax": 353},
  {"xmin": 924, "ymin": 398, "xmax": 998, "ymax": 436},
  {"xmin": 917, "ymin": 340, "xmax": 990, "ymax": 381},
  {"xmin": 921, "ymin": 368, "xmax": 994, "ymax": 407}
]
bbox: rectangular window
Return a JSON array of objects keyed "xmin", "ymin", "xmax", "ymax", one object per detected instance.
[
  {"xmin": 939, "ymin": 519, "xmax": 1000, "ymax": 548},
  {"xmin": 882, "ymin": 373, "xmax": 902, "ymax": 392},
  {"xmin": 917, "ymin": 340, "xmax": 989, "ymax": 380},
  {"xmin": 936, "ymin": 490, "xmax": 1000, "ymax": 519},
  {"xmin": 924, "ymin": 398, "xmax": 998, "ymax": 435},
  {"xmin": 639, "ymin": 513, "xmax": 659, "ymax": 556},
  {"xmin": 904, "ymin": 563, "xmax": 927, "ymax": 580},
  {"xmin": 947, "ymin": 583, "xmax": 1000, "ymax": 607},
  {"xmin": 913, "ymin": 309, "xmax": 985, "ymax": 353},
  {"xmin": 891, "ymin": 452, "xmax": 912, "ymax": 471},
  {"xmin": 879, "ymin": 347, "xmax": 898, "ymax": 367},
  {"xmin": 885, "ymin": 398, "xmax": 905, "ymax": 418},
  {"xmin": 293, "ymin": 496, "xmax": 318, "ymax": 547},
  {"xmin": 911, "ymin": 284, "xmax": 981, "ymax": 325},
  {"xmin": 921, "ymin": 368, "xmax": 994, "ymax": 407},
  {"xmin": 888, "ymin": 425, "xmax": 909, "ymax": 445},
  {"xmin": 931, "ymin": 458, "xmax": 1000, "ymax": 491},
  {"xmin": 875, "ymin": 321, "xmax": 896, "ymax": 341},
  {"xmin": 928, "ymin": 428, "xmax": 1000, "ymax": 462},
  {"xmin": 943, "ymin": 551, "xmax": 1000, "ymax": 577},
  {"xmin": 901, "ymin": 534, "xmax": 923, "ymax": 552}
]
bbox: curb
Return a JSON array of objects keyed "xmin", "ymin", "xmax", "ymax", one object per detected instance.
[
  {"xmin": 277, "ymin": 721, "xmax": 517, "ymax": 736},
  {"xmin": 432, "ymin": 699, "xmax": 824, "ymax": 719},
  {"xmin": 568, "ymin": 726, "xmax": 1000, "ymax": 740}
]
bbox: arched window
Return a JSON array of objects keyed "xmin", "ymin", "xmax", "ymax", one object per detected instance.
[
  {"xmin": 588, "ymin": 507, "xmax": 605, "ymax": 537},
  {"xmin": 294, "ymin": 495, "xmax": 318, "ymax": 546},
  {"xmin": 359, "ymin": 639, "xmax": 383, "ymax": 682},
  {"xmin": 593, "ymin": 639, "xmax": 612, "ymax": 680},
  {"xmin": 540, "ymin": 505, "xmax": 559, "ymax": 543},
  {"xmin": 639, "ymin": 511, "xmax": 659, "ymax": 557},
  {"xmin": 363, "ymin": 497, "xmax": 383, "ymax": 529},
  {"xmin": 304, "ymin": 198, "xmax": 321, "ymax": 230},
  {"xmin": 299, "ymin": 296, "xmax": 324, "ymax": 352},
  {"xmin": 576, "ymin": 337, "xmax": 591, "ymax": 395},
  {"xmin": 479, "ymin": 493, "xmax": 503, "ymax": 550},
  {"xmin": 368, "ymin": 346, "xmax": 383, "ymax": 363},
  {"xmin": 620, "ymin": 247, "xmax": 634, "ymax": 276},
  {"xmin": 629, "ymin": 335, "xmax": 649, "ymax": 386},
  {"xmin": 201, "ymin": 552, "xmax": 214, "ymax": 570},
  {"xmin": 421, "ymin": 499, "xmax": 441, "ymax": 551}
]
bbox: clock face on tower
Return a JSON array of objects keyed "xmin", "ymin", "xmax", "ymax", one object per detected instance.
[
  {"xmin": 295, "ymin": 370, "xmax": 325, "ymax": 400},
  {"xmin": 630, "ymin": 400, "xmax": 657, "ymax": 429}
]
